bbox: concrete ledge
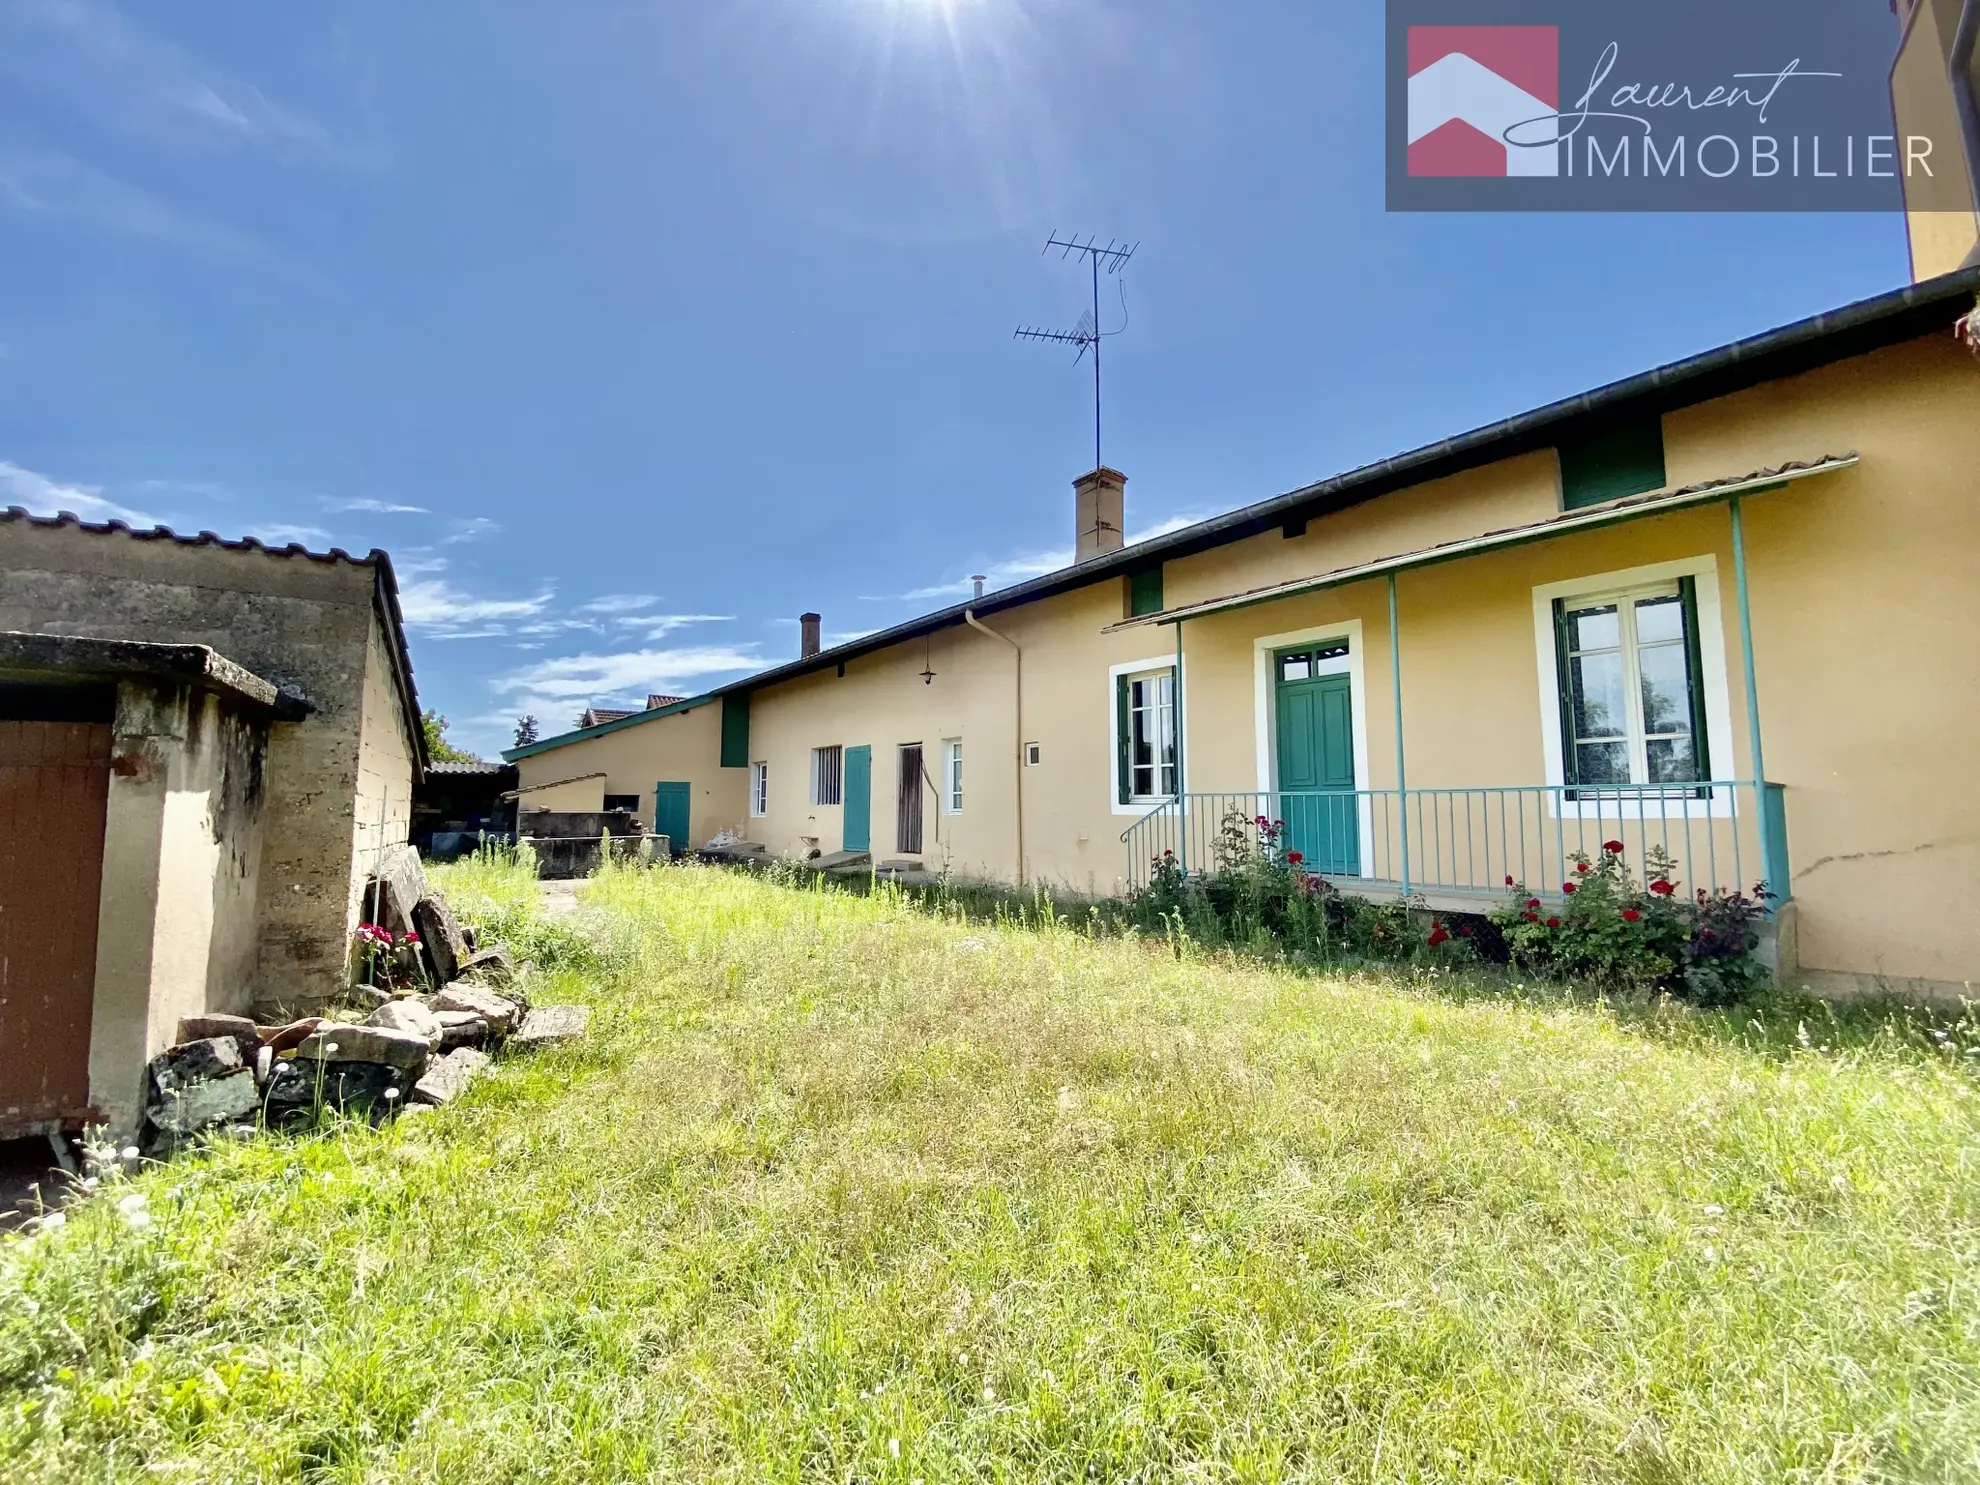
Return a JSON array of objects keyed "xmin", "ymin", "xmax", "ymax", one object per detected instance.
[{"xmin": 0, "ymin": 631, "xmax": 309, "ymax": 719}]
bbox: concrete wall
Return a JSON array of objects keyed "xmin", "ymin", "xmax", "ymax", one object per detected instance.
[
  {"xmin": 86, "ymin": 681, "xmax": 268, "ymax": 1135},
  {"xmin": 510, "ymin": 701, "xmax": 747, "ymax": 848},
  {"xmin": 0, "ymin": 523, "xmax": 414, "ymax": 1012},
  {"xmin": 351, "ymin": 609, "xmax": 417, "ymax": 935},
  {"xmin": 739, "ymin": 332, "xmax": 1980, "ymax": 997},
  {"xmin": 516, "ymin": 774, "xmax": 609, "ymax": 815}
]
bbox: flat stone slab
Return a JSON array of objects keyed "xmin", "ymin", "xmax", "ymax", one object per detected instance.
[
  {"xmin": 147, "ymin": 1068, "xmax": 258, "ymax": 1135},
  {"xmin": 412, "ymin": 1048, "xmax": 491, "ymax": 1106},
  {"xmin": 431, "ymin": 984, "xmax": 522, "ymax": 1035},
  {"xmin": 371, "ymin": 844, "xmax": 430, "ymax": 935},
  {"xmin": 175, "ymin": 1013, "xmax": 258, "ymax": 1047},
  {"xmin": 150, "ymin": 1036, "xmax": 245, "ymax": 1094},
  {"xmin": 294, "ymin": 1023, "xmax": 431, "ymax": 1073},
  {"xmin": 511, "ymin": 1005, "xmax": 590, "ymax": 1049},
  {"xmin": 455, "ymin": 946, "xmax": 516, "ymax": 987},
  {"xmin": 369, "ymin": 999, "xmax": 442, "ymax": 1048},
  {"xmin": 413, "ymin": 894, "xmax": 469, "ymax": 983},
  {"xmin": 262, "ymin": 1059, "xmax": 408, "ymax": 1120},
  {"xmin": 434, "ymin": 1012, "xmax": 489, "ymax": 1051}
]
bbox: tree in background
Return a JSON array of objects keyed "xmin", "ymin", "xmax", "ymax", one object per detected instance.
[
  {"xmin": 514, "ymin": 715, "xmax": 540, "ymax": 747},
  {"xmin": 422, "ymin": 711, "xmax": 481, "ymax": 765}
]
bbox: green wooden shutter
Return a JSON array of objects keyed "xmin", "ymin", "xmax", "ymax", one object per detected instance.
[
  {"xmin": 1677, "ymin": 575, "xmax": 1711, "ymax": 781},
  {"xmin": 1559, "ymin": 418, "xmax": 1666, "ymax": 510},
  {"xmin": 1128, "ymin": 567, "xmax": 1164, "ymax": 618},
  {"xmin": 1552, "ymin": 598, "xmax": 1581, "ymax": 790},
  {"xmin": 1116, "ymin": 674, "xmax": 1133, "ymax": 805},
  {"xmin": 720, "ymin": 692, "xmax": 750, "ymax": 769}
]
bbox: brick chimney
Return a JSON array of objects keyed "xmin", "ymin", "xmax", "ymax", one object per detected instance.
[
  {"xmin": 1074, "ymin": 467, "xmax": 1127, "ymax": 563},
  {"xmin": 800, "ymin": 612, "xmax": 822, "ymax": 658}
]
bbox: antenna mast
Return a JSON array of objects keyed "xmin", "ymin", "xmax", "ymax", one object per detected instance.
[{"xmin": 1014, "ymin": 233, "xmax": 1137, "ymax": 470}]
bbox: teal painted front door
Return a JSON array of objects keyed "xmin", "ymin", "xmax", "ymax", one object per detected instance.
[
  {"xmin": 842, "ymin": 746, "xmax": 872, "ymax": 854},
  {"xmin": 1275, "ymin": 668, "xmax": 1359, "ymax": 875},
  {"xmin": 652, "ymin": 782, "xmax": 691, "ymax": 857}
]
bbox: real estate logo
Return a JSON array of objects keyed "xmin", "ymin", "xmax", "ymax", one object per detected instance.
[
  {"xmin": 1385, "ymin": 0, "xmax": 1955, "ymax": 212},
  {"xmin": 1406, "ymin": 26, "xmax": 1559, "ymax": 177}
]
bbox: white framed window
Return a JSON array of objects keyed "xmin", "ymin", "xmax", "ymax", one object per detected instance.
[
  {"xmin": 811, "ymin": 745, "xmax": 842, "ymax": 806},
  {"xmin": 1533, "ymin": 557, "xmax": 1737, "ymax": 818},
  {"xmin": 749, "ymin": 761, "xmax": 768, "ymax": 817},
  {"xmin": 1109, "ymin": 658, "xmax": 1180, "ymax": 811},
  {"xmin": 941, "ymin": 738, "xmax": 963, "ymax": 814}
]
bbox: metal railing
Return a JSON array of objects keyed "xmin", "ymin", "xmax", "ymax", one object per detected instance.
[{"xmin": 1121, "ymin": 782, "xmax": 1789, "ymax": 906}]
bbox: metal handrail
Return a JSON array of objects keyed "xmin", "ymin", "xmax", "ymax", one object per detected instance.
[{"xmin": 1121, "ymin": 781, "xmax": 1789, "ymax": 908}]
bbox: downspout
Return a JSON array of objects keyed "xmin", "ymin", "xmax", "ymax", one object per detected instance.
[{"xmin": 964, "ymin": 610, "xmax": 1024, "ymax": 883}]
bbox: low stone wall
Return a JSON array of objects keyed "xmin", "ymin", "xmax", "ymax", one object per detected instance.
[{"xmin": 517, "ymin": 812, "xmax": 653, "ymax": 879}]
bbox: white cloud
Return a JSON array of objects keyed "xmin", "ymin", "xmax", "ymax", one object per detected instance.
[
  {"xmin": 0, "ymin": 458, "xmax": 154, "ymax": 525},
  {"xmin": 615, "ymin": 613, "xmax": 734, "ymax": 640},
  {"xmin": 324, "ymin": 497, "xmax": 429, "ymax": 515},
  {"xmin": 492, "ymin": 645, "xmax": 762, "ymax": 722},
  {"xmin": 0, "ymin": 0, "xmax": 378, "ymax": 167},
  {"xmin": 397, "ymin": 575, "xmax": 554, "ymax": 630},
  {"xmin": 858, "ymin": 511, "xmax": 1219, "ymax": 604},
  {"xmin": 254, "ymin": 522, "xmax": 331, "ymax": 547},
  {"xmin": 0, "ymin": 146, "xmax": 258, "ymax": 255},
  {"xmin": 442, "ymin": 517, "xmax": 501, "ymax": 544},
  {"xmin": 578, "ymin": 594, "xmax": 660, "ymax": 614}
]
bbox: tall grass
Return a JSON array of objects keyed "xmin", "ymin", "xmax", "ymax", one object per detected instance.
[{"xmin": 3, "ymin": 858, "xmax": 1976, "ymax": 1483}]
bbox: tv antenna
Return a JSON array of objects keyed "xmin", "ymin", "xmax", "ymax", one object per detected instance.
[{"xmin": 1014, "ymin": 233, "xmax": 1137, "ymax": 471}]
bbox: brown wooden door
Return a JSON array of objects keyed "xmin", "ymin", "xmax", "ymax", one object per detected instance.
[
  {"xmin": 896, "ymin": 744, "xmax": 924, "ymax": 856},
  {"xmin": 0, "ymin": 721, "xmax": 112, "ymax": 1134}
]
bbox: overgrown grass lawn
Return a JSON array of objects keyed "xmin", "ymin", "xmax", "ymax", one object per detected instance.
[{"xmin": 5, "ymin": 861, "xmax": 1978, "ymax": 1482}]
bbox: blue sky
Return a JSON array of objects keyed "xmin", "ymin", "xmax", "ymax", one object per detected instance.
[{"xmin": 0, "ymin": 0, "xmax": 1908, "ymax": 756}]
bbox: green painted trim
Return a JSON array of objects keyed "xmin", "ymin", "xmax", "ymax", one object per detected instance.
[
  {"xmin": 1551, "ymin": 597, "xmax": 1580, "ymax": 789},
  {"xmin": 1389, "ymin": 572, "xmax": 1410, "ymax": 895},
  {"xmin": 1129, "ymin": 566, "xmax": 1164, "ymax": 618},
  {"xmin": 720, "ymin": 691, "xmax": 751, "ymax": 769},
  {"xmin": 1560, "ymin": 417, "xmax": 1666, "ymax": 510},
  {"xmin": 501, "ymin": 694, "xmax": 713, "ymax": 762},
  {"xmin": 1115, "ymin": 672, "xmax": 1133, "ymax": 806},
  {"xmin": 1727, "ymin": 495, "xmax": 1778, "ymax": 904},
  {"xmin": 1677, "ymin": 574, "xmax": 1712, "ymax": 780}
]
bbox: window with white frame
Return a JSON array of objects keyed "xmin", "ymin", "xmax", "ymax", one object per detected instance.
[
  {"xmin": 941, "ymin": 738, "xmax": 963, "ymax": 813},
  {"xmin": 810, "ymin": 745, "xmax": 843, "ymax": 806},
  {"xmin": 1115, "ymin": 666, "xmax": 1178, "ymax": 804},
  {"xmin": 749, "ymin": 761, "xmax": 768, "ymax": 817},
  {"xmin": 1553, "ymin": 579, "xmax": 1710, "ymax": 789}
]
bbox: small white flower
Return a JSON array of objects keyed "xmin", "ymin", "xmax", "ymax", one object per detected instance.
[
  {"xmin": 889, "ymin": 1439, "xmax": 901, "ymax": 1460},
  {"xmin": 982, "ymin": 1384, "xmax": 996, "ymax": 1402},
  {"xmin": 383, "ymin": 1088, "xmax": 401, "ymax": 1103},
  {"xmin": 1702, "ymin": 1245, "xmax": 1719, "ymax": 1262},
  {"xmin": 124, "ymin": 1209, "xmax": 152, "ymax": 1230},
  {"xmin": 1702, "ymin": 1204, "xmax": 1725, "ymax": 1216},
  {"xmin": 120, "ymin": 1146, "xmax": 140, "ymax": 1163},
  {"xmin": 38, "ymin": 1212, "xmax": 66, "ymax": 1232},
  {"xmin": 81, "ymin": 1176, "xmax": 100, "ymax": 1191},
  {"xmin": 117, "ymin": 1193, "xmax": 148, "ymax": 1215},
  {"xmin": 323, "ymin": 1042, "xmax": 340, "ymax": 1055}
]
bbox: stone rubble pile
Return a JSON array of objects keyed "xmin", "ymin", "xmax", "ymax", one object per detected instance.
[{"xmin": 139, "ymin": 858, "xmax": 592, "ymax": 1154}]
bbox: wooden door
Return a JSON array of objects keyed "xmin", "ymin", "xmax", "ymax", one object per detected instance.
[
  {"xmin": 0, "ymin": 720, "xmax": 112, "ymax": 1134},
  {"xmin": 896, "ymin": 745, "xmax": 924, "ymax": 855},
  {"xmin": 1275, "ymin": 670, "xmax": 1359, "ymax": 875},
  {"xmin": 651, "ymin": 782, "xmax": 691, "ymax": 857},
  {"xmin": 842, "ymin": 746, "xmax": 872, "ymax": 854}
]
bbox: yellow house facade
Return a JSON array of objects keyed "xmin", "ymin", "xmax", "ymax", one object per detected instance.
[{"xmin": 509, "ymin": 268, "xmax": 1980, "ymax": 1003}]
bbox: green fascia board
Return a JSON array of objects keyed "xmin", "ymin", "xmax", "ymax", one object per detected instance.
[{"xmin": 501, "ymin": 694, "xmax": 715, "ymax": 762}]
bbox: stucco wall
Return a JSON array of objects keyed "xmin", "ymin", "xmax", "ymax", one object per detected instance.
[
  {"xmin": 740, "ymin": 333, "xmax": 1980, "ymax": 993},
  {"xmin": 0, "ymin": 522, "xmax": 403, "ymax": 1011},
  {"xmin": 87, "ymin": 681, "xmax": 268, "ymax": 1135},
  {"xmin": 511, "ymin": 701, "xmax": 746, "ymax": 848}
]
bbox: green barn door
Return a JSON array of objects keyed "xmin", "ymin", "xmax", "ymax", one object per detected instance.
[
  {"xmin": 842, "ymin": 746, "xmax": 872, "ymax": 854},
  {"xmin": 1275, "ymin": 667, "xmax": 1359, "ymax": 875},
  {"xmin": 652, "ymin": 782, "xmax": 691, "ymax": 857}
]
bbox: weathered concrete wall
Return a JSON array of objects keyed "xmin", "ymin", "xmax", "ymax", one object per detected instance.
[
  {"xmin": 515, "ymin": 774, "xmax": 609, "ymax": 815},
  {"xmin": 85, "ymin": 680, "xmax": 268, "ymax": 1136},
  {"xmin": 0, "ymin": 523, "xmax": 408, "ymax": 1012},
  {"xmin": 351, "ymin": 610, "xmax": 417, "ymax": 936}
]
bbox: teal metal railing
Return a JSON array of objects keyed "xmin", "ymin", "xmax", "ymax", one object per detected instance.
[{"xmin": 1121, "ymin": 782, "xmax": 1789, "ymax": 908}]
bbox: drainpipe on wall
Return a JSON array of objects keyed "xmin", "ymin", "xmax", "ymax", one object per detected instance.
[{"xmin": 963, "ymin": 609, "xmax": 1024, "ymax": 883}]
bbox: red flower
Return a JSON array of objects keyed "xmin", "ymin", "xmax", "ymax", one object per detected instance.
[
  {"xmin": 1523, "ymin": 911, "xmax": 1539, "ymax": 923},
  {"xmin": 1562, "ymin": 882, "xmax": 1578, "ymax": 894},
  {"xmin": 1255, "ymin": 815, "xmax": 1269, "ymax": 828},
  {"xmin": 1546, "ymin": 917, "xmax": 1561, "ymax": 929},
  {"xmin": 1575, "ymin": 862, "xmax": 1591, "ymax": 874},
  {"xmin": 1603, "ymin": 839, "xmax": 1626, "ymax": 855},
  {"xmin": 1273, "ymin": 819, "xmax": 1286, "ymax": 830},
  {"xmin": 1621, "ymin": 908, "xmax": 1642, "ymax": 923},
  {"xmin": 1427, "ymin": 927, "xmax": 1450, "ymax": 947},
  {"xmin": 1163, "ymin": 849, "xmax": 1174, "ymax": 857},
  {"xmin": 1525, "ymin": 897, "xmax": 1541, "ymax": 909},
  {"xmin": 1286, "ymin": 851, "xmax": 1304, "ymax": 865},
  {"xmin": 1649, "ymin": 879, "xmax": 1675, "ymax": 897}
]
